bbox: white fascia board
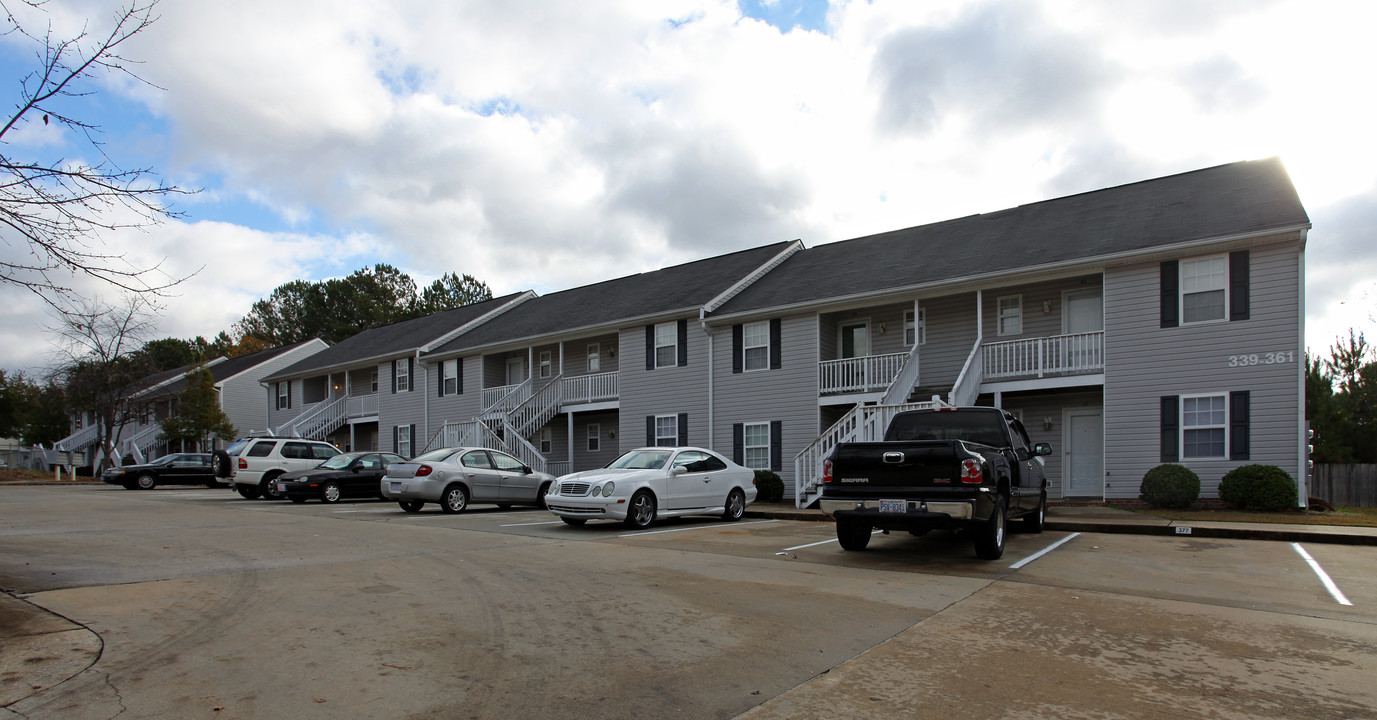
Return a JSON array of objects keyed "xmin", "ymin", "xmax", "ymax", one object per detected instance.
[
  {"xmin": 420, "ymin": 307, "xmax": 705, "ymax": 361},
  {"xmin": 420, "ymin": 291, "xmax": 538, "ymax": 354},
  {"xmin": 703, "ymin": 239, "xmax": 805, "ymax": 314},
  {"xmin": 706, "ymin": 224, "xmax": 1310, "ymax": 324},
  {"xmin": 131, "ymin": 357, "xmax": 229, "ymax": 399},
  {"xmin": 214, "ymin": 339, "xmax": 330, "ymax": 387}
]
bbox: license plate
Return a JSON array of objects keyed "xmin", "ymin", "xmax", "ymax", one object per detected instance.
[
  {"xmin": 390, "ymin": 482, "xmax": 404, "ymax": 493},
  {"xmin": 276, "ymin": 483, "xmax": 287, "ymax": 492},
  {"xmin": 879, "ymin": 499, "xmax": 907, "ymax": 514}
]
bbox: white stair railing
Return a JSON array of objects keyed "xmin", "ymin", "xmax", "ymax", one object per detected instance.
[
  {"xmin": 510, "ymin": 375, "xmax": 564, "ymax": 438},
  {"xmin": 279, "ymin": 395, "xmax": 349, "ymax": 440},
  {"xmin": 793, "ymin": 399, "xmax": 944, "ymax": 508},
  {"xmin": 500, "ymin": 420, "xmax": 550, "ymax": 474},
  {"xmin": 55, "ymin": 424, "xmax": 100, "ymax": 452},
  {"xmin": 880, "ymin": 342, "xmax": 924, "ymax": 405},
  {"xmin": 121, "ymin": 425, "xmax": 165, "ymax": 463},
  {"xmin": 818, "ymin": 352, "xmax": 907, "ymax": 395},
  {"xmin": 561, "ymin": 372, "xmax": 619, "ymax": 404},
  {"xmin": 982, "ymin": 331, "xmax": 1105, "ymax": 379},
  {"xmin": 949, "ymin": 338, "xmax": 984, "ymax": 406}
]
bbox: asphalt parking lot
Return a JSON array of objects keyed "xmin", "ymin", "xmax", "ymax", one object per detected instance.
[{"xmin": 3, "ymin": 485, "xmax": 1375, "ymax": 719}]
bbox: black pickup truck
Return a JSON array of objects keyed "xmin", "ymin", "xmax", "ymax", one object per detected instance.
[{"xmin": 819, "ymin": 407, "xmax": 1051, "ymax": 559}]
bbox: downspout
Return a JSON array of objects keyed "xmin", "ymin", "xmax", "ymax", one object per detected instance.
[
  {"xmin": 419, "ymin": 348, "xmax": 428, "ymax": 452},
  {"xmin": 701, "ymin": 309, "xmax": 713, "ymax": 451}
]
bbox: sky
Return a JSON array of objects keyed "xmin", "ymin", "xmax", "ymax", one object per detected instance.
[{"xmin": 1, "ymin": 0, "xmax": 1374, "ymax": 375}]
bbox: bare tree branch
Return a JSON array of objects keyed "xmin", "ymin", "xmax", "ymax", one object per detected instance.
[{"xmin": 0, "ymin": 0, "xmax": 196, "ymax": 313}]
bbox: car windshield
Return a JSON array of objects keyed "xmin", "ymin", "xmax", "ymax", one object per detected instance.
[
  {"xmin": 412, "ymin": 448, "xmax": 460, "ymax": 463},
  {"xmin": 318, "ymin": 453, "xmax": 360, "ymax": 470},
  {"xmin": 608, "ymin": 450, "xmax": 671, "ymax": 470},
  {"xmin": 224, "ymin": 439, "xmax": 250, "ymax": 456}
]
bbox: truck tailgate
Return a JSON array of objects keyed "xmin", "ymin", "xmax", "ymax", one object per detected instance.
[{"xmin": 830, "ymin": 440, "xmax": 968, "ymax": 489}]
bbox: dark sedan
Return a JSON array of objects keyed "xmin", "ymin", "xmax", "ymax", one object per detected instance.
[
  {"xmin": 273, "ymin": 452, "xmax": 407, "ymax": 503},
  {"xmin": 102, "ymin": 453, "xmax": 219, "ymax": 490}
]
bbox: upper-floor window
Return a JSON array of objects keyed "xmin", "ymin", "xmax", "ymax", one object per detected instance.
[
  {"xmin": 370, "ymin": 371, "xmax": 378, "ymax": 393},
  {"xmin": 277, "ymin": 382, "xmax": 290, "ymax": 410},
  {"xmin": 539, "ymin": 351, "xmax": 552, "ymax": 378},
  {"xmin": 395, "ymin": 361, "xmax": 410, "ymax": 392},
  {"xmin": 587, "ymin": 344, "xmax": 600, "ymax": 373},
  {"xmin": 1182, "ymin": 394, "xmax": 1226, "ymax": 458},
  {"xmin": 442, "ymin": 358, "xmax": 459, "ymax": 396},
  {"xmin": 1181, "ymin": 256, "xmax": 1228, "ymax": 324},
  {"xmin": 655, "ymin": 323, "xmax": 677, "ymax": 368},
  {"xmin": 743, "ymin": 321, "xmax": 770, "ymax": 371},
  {"xmin": 743, "ymin": 422, "xmax": 770, "ymax": 470},
  {"xmin": 998, "ymin": 296, "xmax": 1022, "ymax": 336},
  {"xmin": 905, "ymin": 307, "xmax": 926, "ymax": 346},
  {"xmin": 655, "ymin": 415, "xmax": 678, "ymax": 446}
]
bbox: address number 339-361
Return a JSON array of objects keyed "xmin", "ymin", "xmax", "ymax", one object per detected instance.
[{"xmin": 1228, "ymin": 351, "xmax": 1295, "ymax": 368}]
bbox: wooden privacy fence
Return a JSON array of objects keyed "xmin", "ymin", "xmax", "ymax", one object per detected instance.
[{"xmin": 1310, "ymin": 465, "xmax": 1377, "ymax": 508}]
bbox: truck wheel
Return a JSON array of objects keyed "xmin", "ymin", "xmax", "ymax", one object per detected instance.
[
  {"xmin": 1021, "ymin": 491, "xmax": 1046, "ymax": 534},
  {"xmin": 836, "ymin": 519, "xmax": 871, "ymax": 551},
  {"xmin": 974, "ymin": 496, "xmax": 1007, "ymax": 560}
]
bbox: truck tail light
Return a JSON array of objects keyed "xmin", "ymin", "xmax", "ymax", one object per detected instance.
[
  {"xmin": 415, "ymin": 465, "xmax": 432, "ymax": 477},
  {"xmin": 822, "ymin": 458, "xmax": 834, "ymax": 484},
  {"xmin": 959, "ymin": 458, "xmax": 983, "ymax": 484},
  {"xmin": 238, "ymin": 458, "xmax": 247, "ymax": 470}
]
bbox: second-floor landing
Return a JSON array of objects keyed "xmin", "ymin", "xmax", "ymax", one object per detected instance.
[{"xmin": 817, "ymin": 275, "xmax": 1105, "ymax": 405}]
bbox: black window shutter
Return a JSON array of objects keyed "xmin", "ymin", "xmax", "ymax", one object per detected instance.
[
  {"xmin": 770, "ymin": 319, "xmax": 782, "ymax": 370},
  {"xmin": 677, "ymin": 320, "xmax": 688, "ymax": 367},
  {"xmin": 645, "ymin": 415, "xmax": 655, "ymax": 446},
  {"xmin": 1230, "ymin": 391, "xmax": 1250, "ymax": 460},
  {"xmin": 677, "ymin": 412, "xmax": 688, "ymax": 445},
  {"xmin": 287, "ymin": 380, "xmax": 292, "ymax": 409},
  {"xmin": 393, "ymin": 426, "xmax": 399, "ymax": 454},
  {"xmin": 408, "ymin": 358, "xmax": 415, "ymax": 392},
  {"xmin": 391, "ymin": 360, "xmax": 398, "ymax": 394},
  {"xmin": 1160, "ymin": 260, "xmax": 1179, "ymax": 328},
  {"xmin": 1230, "ymin": 250, "xmax": 1250, "ymax": 321},
  {"xmin": 438, "ymin": 363, "xmax": 445, "ymax": 398},
  {"xmin": 732, "ymin": 423, "xmax": 744, "ymax": 464},
  {"xmin": 410, "ymin": 424, "xmax": 416, "ymax": 453},
  {"xmin": 1160, "ymin": 396, "xmax": 1179, "ymax": 462},
  {"xmin": 457, "ymin": 357, "xmax": 463, "ymax": 395},
  {"xmin": 645, "ymin": 325, "xmax": 655, "ymax": 371},
  {"xmin": 732, "ymin": 325, "xmax": 743, "ymax": 374},
  {"xmin": 770, "ymin": 420, "xmax": 782, "ymax": 472}
]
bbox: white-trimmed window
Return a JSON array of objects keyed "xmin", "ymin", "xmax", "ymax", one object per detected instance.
[
  {"xmin": 743, "ymin": 321, "xmax": 769, "ymax": 371},
  {"xmin": 654, "ymin": 323, "xmax": 677, "ymax": 368},
  {"xmin": 396, "ymin": 426, "xmax": 412, "ymax": 458},
  {"xmin": 277, "ymin": 382, "xmax": 289, "ymax": 410},
  {"xmin": 442, "ymin": 359, "xmax": 459, "ymax": 396},
  {"xmin": 1181, "ymin": 256, "xmax": 1228, "ymax": 324},
  {"xmin": 998, "ymin": 296, "xmax": 1022, "ymax": 336},
  {"xmin": 587, "ymin": 423, "xmax": 600, "ymax": 452},
  {"xmin": 655, "ymin": 415, "xmax": 678, "ymax": 447},
  {"xmin": 743, "ymin": 422, "xmax": 770, "ymax": 470},
  {"xmin": 587, "ymin": 344, "xmax": 600, "ymax": 373},
  {"xmin": 539, "ymin": 351, "xmax": 552, "ymax": 378},
  {"xmin": 540, "ymin": 427, "xmax": 552, "ymax": 454},
  {"xmin": 370, "ymin": 371, "xmax": 378, "ymax": 393},
  {"xmin": 395, "ymin": 361, "xmax": 410, "ymax": 392},
  {"xmin": 1182, "ymin": 394, "xmax": 1226, "ymax": 458},
  {"xmin": 905, "ymin": 307, "xmax": 926, "ymax": 346}
]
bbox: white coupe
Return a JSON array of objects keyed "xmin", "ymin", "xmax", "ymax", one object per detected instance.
[{"xmin": 545, "ymin": 447, "xmax": 758, "ymax": 529}]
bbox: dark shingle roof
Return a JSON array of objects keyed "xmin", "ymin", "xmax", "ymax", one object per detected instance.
[
  {"xmin": 711, "ymin": 158, "xmax": 1309, "ymax": 317},
  {"xmin": 263, "ymin": 293, "xmax": 527, "ymax": 381},
  {"xmin": 426, "ymin": 241, "xmax": 793, "ymax": 356},
  {"xmin": 157, "ymin": 341, "xmax": 316, "ymax": 396}
]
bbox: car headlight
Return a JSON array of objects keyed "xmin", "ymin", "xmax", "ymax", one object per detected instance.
[{"xmin": 600, "ymin": 482, "xmax": 614, "ymax": 497}]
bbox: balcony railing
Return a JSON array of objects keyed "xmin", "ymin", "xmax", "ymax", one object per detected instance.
[
  {"xmin": 347, "ymin": 394, "xmax": 379, "ymax": 418},
  {"xmin": 561, "ymin": 372, "xmax": 619, "ymax": 404},
  {"xmin": 982, "ymin": 331, "xmax": 1105, "ymax": 380},
  {"xmin": 818, "ymin": 352, "xmax": 908, "ymax": 395}
]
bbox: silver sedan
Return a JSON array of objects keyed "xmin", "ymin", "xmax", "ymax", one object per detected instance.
[{"xmin": 381, "ymin": 446, "xmax": 556, "ymax": 514}]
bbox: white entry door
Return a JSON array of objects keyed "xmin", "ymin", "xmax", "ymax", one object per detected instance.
[
  {"xmin": 1064, "ymin": 410, "xmax": 1104, "ymax": 497},
  {"xmin": 506, "ymin": 356, "xmax": 525, "ymax": 386}
]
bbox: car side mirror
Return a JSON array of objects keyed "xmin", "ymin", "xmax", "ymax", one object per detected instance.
[
  {"xmin": 522, "ymin": 466, "xmax": 532, "ymax": 475},
  {"xmin": 670, "ymin": 465, "xmax": 687, "ymax": 476},
  {"xmin": 1034, "ymin": 443, "xmax": 1053, "ymax": 456}
]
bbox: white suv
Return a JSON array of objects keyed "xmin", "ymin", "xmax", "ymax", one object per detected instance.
[{"xmin": 218, "ymin": 437, "xmax": 340, "ymax": 500}]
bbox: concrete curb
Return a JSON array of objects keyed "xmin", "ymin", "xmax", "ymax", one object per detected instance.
[{"xmin": 1044, "ymin": 520, "xmax": 1377, "ymax": 546}]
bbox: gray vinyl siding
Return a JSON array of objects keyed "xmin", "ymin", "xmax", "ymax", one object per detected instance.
[
  {"xmin": 378, "ymin": 358, "xmax": 427, "ymax": 454},
  {"xmin": 618, "ymin": 319, "xmax": 709, "ymax": 450},
  {"xmin": 485, "ymin": 350, "xmax": 528, "ymax": 389},
  {"xmin": 567, "ymin": 333, "xmax": 619, "ymax": 376},
  {"xmin": 712, "ymin": 313, "xmax": 818, "ymax": 495},
  {"xmin": 981, "ymin": 275, "xmax": 1103, "ymax": 339},
  {"xmin": 1103, "ymin": 239, "xmax": 1303, "ymax": 499},
  {"xmin": 536, "ymin": 410, "xmax": 620, "ymax": 473},
  {"xmin": 993, "ymin": 389, "xmax": 1104, "ymax": 499},
  {"xmin": 917, "ymin": 292, "xmax": 979, "ymax": 391},
  {"xmin": 426, "ymin": 355, "xmax": 483, "ymax": 433},
  {"xmin": 266, "ymin": 379, "xmax": 307, "ymax": 432},
  {"xmin": 218, "ymin": 341, "xmax": 328, "ymax": 436}
]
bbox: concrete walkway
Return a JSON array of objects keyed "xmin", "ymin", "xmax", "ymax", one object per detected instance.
[{"xmin": 3, "ymin": 502, "xmax": 1373, "ymax": 714}]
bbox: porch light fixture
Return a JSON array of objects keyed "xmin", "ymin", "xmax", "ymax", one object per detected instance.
[
  {"xmin": 1043, "ymin": 416, "xmax": 1053, "ymax": 430},
  {"xmin": 1043, "ymin": 300, "xmax": 1052, "ymax": 314}
]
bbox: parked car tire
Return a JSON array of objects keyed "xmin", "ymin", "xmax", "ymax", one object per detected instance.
[
  {"xmin": 212, "ymin": 450, "xmax": 232, "ymax": 478},
  {"xmin": 836, "ymin": 519, "xmax": 871, "ymax": 551},
  {"xmin": 399, "ymin": 500, "xmax": 424, "ymax": 513},
  {"xmin": 121, "ymin": 481, "xmax": 136, "ymax": 491},
  {"xmin": 320, "ymin": 481, "xmax": 342, "ymax": 504},
  {"xmin": 624, "ymin": 490, "xmax": 656, "ymax": 529},
  {"xmin": 974, "ymin": 496, "xmax": 1007, "ymax": 560},
  {"xmin": 560, "ymin": 517, "xmax": 587, "ymax": 526},
  {"xmin": 237, "ymin": 485, "xmax": 261, "ymax": 500},
  {"xmin": 439, "ymin": 484, "xmax": 468, "ymax": 514},
  {"xmin": 536, "ymin": 483, "xmax": 551, "ymax": 509},
  {"xmin": 722, "ymin": 489, "xmax": 746, "ymax": 521},
  {"xmin": 259, "ymin": 474, "xmax": 284, "ymax": 501},
  {"xmin": 1021, "ymin": 491, "xmax": 1046, "ymax": 534},
  {"xmin": 289, "ymin": 496, "xmax": 307, "ymax": 504},
  {"xmin": 135, "ymin": 474, "xmax": 156, "ymax": 490}
]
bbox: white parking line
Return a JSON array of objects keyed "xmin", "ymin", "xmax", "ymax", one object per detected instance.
[
  {"xmin": 1008, "ymin": 533, "xmax": 1081, "ymax": 569},
  {"xmin": 779, "ymin": 529, "xmax": 881, "ymax": 552},
  {"xmin": 501, "ymin": 520, "xmax": 564, "ymax": 527},
  {"xmin": 619, "ymin": 519, "xmax": 777, "ymax": 538},
  {"xmin": 1292, "ymin": 543, "xmax": 1354, "ymax": 606}
]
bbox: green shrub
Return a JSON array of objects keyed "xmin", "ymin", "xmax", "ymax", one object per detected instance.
[
  {"xmin": 1218, "ymin": 465, "xmax": 1297, "ymax": 512},
  {"xmin": 1139, "ymin": 464, "xmax": 1200, "ymax": 509},
  {"xmin": 753, "ymin": 470, "xmax": 784, "ymax": 503}
]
